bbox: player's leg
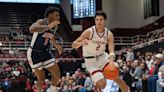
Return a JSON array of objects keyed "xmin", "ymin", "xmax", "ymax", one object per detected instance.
[
  {"xmin": 42, "ymin": 51, "xmax": 61, "ymax": 85},
  {"xmin": 84, "ymin": 58, "xmax": 106, "ymax": 90},
  {"xmin": 46, "ymin": 62, "xmax": 60, "ymax": 86},
  {"xmin": 94, "ymin": 85, "xmax": 102, "ymax": 92},
  {"xmin": 27, "ymin": 48, "xmax": 45, "ymax": 92},
  {"xmin": 34, "ymin": 68, "xmax": 45, "ymax": 92},
  {"xmin": 93, "ymin": 73, "xmax": 106, "ymax": 89},
  {"xmin": 43, "ymin": 57, "xmax": 60, "ymax": 92}
]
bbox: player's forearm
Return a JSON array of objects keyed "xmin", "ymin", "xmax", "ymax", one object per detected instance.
[
  {"xmin": 109, "ymin": 43, "xmax": 115, "ymax": 53},
  {"xmin": 108, "ymin": 44, "xmax": 115, "ymax": 60},
  {"xmin": 51, "ymin": 40, "xmax": 59, "ymax": 48},
  {"xmin": 72, "ymin": 41, "xmax": 82, "ymax": 49},
  {"xmin": 29, "ymin": 24, "xmax": 49, "ymax": 33}
]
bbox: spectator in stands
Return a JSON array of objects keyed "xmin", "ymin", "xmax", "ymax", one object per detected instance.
[
  {"xmin": 156, "ymin": 65, "xmax": 164, "ymax": 92},
  {"xmin": 126, "ymin": 48, "xmax": 134, "ymax": 62},
  {"xmin": 11, "ymin": 67, "xmax": 20, "ymax": 77},
  {"xmin": 133, "ymin": 60, "xmax": 141, "ymax": 78},
  {"xmin": 2, "ymin": 77, "xmax": 11, "ymax": 92},
  {"xmin": 25, "ymin": 78, "xmax": 32, "ymax": 92},
  {"xmin": 32, "ymin": 81, "xmax": 38, "ymax": 92},
  {"xmin": 43, "ymin": 79, "xmax": 50, "ymax": 92},
  {"xmin": 145, "ymin": 55, "xmax": 154, "ymax": 70},
  {"xmin": 121, "ymin": 65, "xmax": 134, "ymax": 91},
  {"xmin": 2, "ymin": 62, "xmax": 8, "ymax": 68},
  {"xmin": 0, "ymin": 64, "xmax": 4, "ymax": 77},
  {"xmin": 147, "ymin": 53, "xmax": 164, "ymax": 92},
  {"xmin": 116, "ymin": 55, "xmax": 123, "ymax": 65},
  {"xmin": 83, "ymin": 72, "xmax": 93, "ymax": 92},
  {"xmin": 73, "ymin": 71, "xmax": 85, "ymax": 92},
  {"xmin": 135, "ymin": 62, "xmax": 149, "ymax": 92},
  {"xmin": 67, "ymin": 77, "xmax": 74, "ymax": 91},
  {"xmin": 27, "ymin": 6, "xmax": 62, "ymax": 92}
]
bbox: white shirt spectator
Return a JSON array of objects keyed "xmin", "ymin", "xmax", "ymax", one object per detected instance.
[
  {"xmin": 12, "ymin": 70, "xmax": 20, "ymax": 77},
  {"xmin": 84, "ymin": 76, "xmax": 93, "ymax": 91},
  {"xmin": 146, "ymin": 59, "xmax": 153, "ymax": 70},
  {"xmin": 9, "ymin": 49, "xmax": 14, "ymax": 55},
  {"xmin": 126, "ymin": 48, "xmax": 134, "ymax": 62}
]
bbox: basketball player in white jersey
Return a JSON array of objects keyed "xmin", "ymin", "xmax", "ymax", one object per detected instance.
[
  {"xmin": 27, "ymin": 6, "xmax": 62, "ymax": 92},
  {"xmin": 72, "ymin": 11, "xmax": 129, "ymax": 92}
]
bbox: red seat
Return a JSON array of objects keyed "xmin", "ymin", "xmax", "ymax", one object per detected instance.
[
  {"xmin": 0, "ymin": 54, "xmax": 3, "ymax": 58},
  {"xmin": 9, "ymin": 54, "xmax": 15, "ymax": 58},
  {"xmin": 4, "ymin": 54, "xmax": 9, "ymax": 58}
]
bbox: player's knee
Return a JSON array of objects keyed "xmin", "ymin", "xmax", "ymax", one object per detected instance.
[{"xmin": 96, "ymin": 79, "xmax": 106, "ymax": 89}]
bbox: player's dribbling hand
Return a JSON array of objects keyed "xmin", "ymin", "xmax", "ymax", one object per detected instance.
[
  {"xmin": 48, "ymin": 21, "xmax": 60, "ymax": 29},
  {"xmin": 108, "ymin": 53, "xmax": 115, "ymax": 62},
  {"xmin": 103, "ymin": 61, "xmax": 119, "ymax": 80},
  {"xmin": 108, "ymin": 61, "xmax": 119, "ymax": 70}
]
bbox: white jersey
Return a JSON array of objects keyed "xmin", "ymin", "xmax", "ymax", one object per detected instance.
[{"xmin": 83, "ymin": 26, "xmax": 111, "ymax": 56}]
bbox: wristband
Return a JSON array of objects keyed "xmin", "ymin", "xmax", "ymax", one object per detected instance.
[{"xmin": 109, "ymin": 53, "xmax": 116, "ymax": 59}]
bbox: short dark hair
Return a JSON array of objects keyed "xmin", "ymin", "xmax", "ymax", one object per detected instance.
[
  {"xmin": 44, "ymin": 6, "xmax": 60, "ymax": 18},
  {"xmin": 94, "ymin": 10, "xmax": 107, "ymax": 19}
]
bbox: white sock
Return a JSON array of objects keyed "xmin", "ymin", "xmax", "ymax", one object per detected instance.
[{"xmin": 49, "ymin": 85, "xmax": 57, "ymax": 92}]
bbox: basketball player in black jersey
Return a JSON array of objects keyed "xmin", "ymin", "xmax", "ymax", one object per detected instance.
[{"xmin": 27, "ymin": 6, "xmax": 62, "ymax": 92}]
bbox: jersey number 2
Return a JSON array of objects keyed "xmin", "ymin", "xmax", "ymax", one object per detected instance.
[{"xmin": 96, "ymin": 44, "xmax": 101, "ymax": 51}]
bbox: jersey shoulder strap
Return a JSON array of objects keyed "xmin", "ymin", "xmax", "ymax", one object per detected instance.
[{"xmin": 88, "ymin": 26, "xmax": 95, "ymax": 40}]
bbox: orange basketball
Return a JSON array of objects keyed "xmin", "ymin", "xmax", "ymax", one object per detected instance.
[{"xmin": 103, "ymin": 62, "xmax": 119, "ymax": 80}]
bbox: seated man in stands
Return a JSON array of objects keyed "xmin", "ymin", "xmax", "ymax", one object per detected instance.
[
  {"xmin": 156, "ymin": 65, "xmax": 164, "ymax": 92},
  {"xmin": 147, "ymin": 53, "xmax": 164, "ymax": 92}
]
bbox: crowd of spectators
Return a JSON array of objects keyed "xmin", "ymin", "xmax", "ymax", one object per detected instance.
[{"xmin": 116, "ymin": 47, "xmax": 164, "ymax": 92}]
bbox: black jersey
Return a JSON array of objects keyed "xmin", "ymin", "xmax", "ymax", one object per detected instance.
[{"xmin": 30, "ymin": 18, "xmax": 57, "ymax": 52}]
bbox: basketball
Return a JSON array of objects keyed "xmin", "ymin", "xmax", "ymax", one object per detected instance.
[{"xmin": 103, "ymin": 62, "xmax": 119, "ymax": 80}]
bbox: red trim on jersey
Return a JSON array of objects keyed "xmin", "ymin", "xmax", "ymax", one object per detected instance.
[
  {"xmin": 88, "ymin": 28, "xmax": 94, "ymax": 40},
  {"xmin": 95, "ymin": 27, "xmax": 105, "ymax": 38},
  {"xmin": 91, "ymin": 70, "xmax": 102, "ymax": 75}
]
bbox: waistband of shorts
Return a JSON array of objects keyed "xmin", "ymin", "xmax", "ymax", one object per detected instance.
[
  {"xmin": 84, "ymin": 53, "xmax": 104, "ymax": 59},
  {"xmin": 29, "ymin": 46, "xmax": 49, "ymax": 53}
]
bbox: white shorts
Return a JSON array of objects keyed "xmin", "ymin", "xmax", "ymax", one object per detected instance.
[{"xmin": 84, "ymin": 52, "xmax": 109, "ymax": 83}]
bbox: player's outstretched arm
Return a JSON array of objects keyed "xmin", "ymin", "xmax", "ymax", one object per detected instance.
[
  {"xmin": 29, "ymin": 19, "xmax": 60, "ymax": 33},
  {"xmin": 72, "ymin": 29, "xmax": 90, "ymax": 49}
]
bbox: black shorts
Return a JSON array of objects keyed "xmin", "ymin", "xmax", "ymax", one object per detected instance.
[{"xmin": 27, "ymin": 48, "xmax": 55, "ymax": 70}]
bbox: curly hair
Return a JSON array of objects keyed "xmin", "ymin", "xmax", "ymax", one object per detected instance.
[{"xmin": 44, "ymin": 6, "xmax": 60, "ymax": 18}]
